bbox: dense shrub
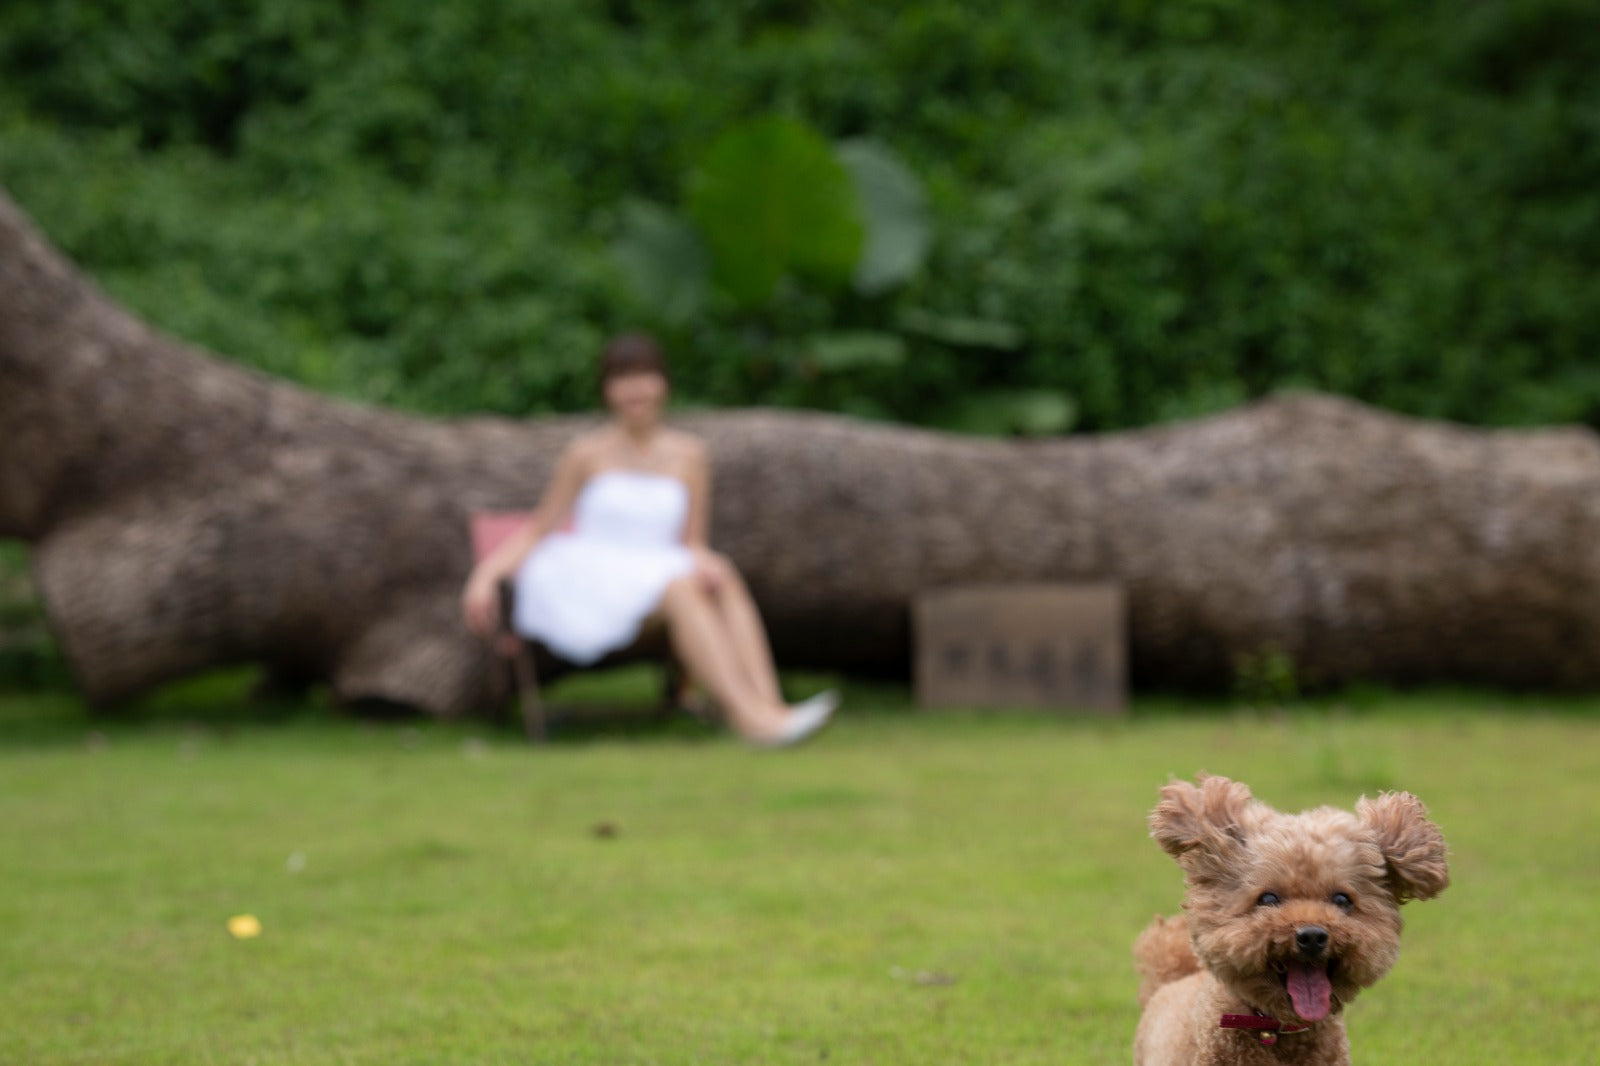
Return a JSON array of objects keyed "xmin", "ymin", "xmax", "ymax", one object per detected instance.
[{"xmin": 1, "ymin": 0, "xmax": 1596, "ymax": 430}]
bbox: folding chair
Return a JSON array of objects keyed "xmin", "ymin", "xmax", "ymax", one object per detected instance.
[
  {"xmin": 469, "ymin": 510, "xmax": 693, "ymax": 742},
  {"xmin": 470, "ymin": 511, "xmax": 548, "ymax": 740}
]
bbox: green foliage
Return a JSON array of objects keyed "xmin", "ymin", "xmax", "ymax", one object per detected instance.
[
  {"xmin": 686, "ymin": 116, "xmax": 863, "ymax": 306},
  {"xmin": 1, "ymin": 0, "xmax": 1597, "ymax": 433},
  {"xmin": 949, "ymin": 389, "xmax": 1077, "ymax": 437},
  {"xmin": 1233, "ymin": 645, "xmax": 1301, "ymax": 708},
  {"xmin": 0, "ymin": 544, "xmax": 66, "ymax": 690},
  {"xmin": 610, "ymin": 201, "xmax": 709, "ymax": 327},
  {"xmin": 835, "ymin": 138, "xmax": 932, "ymax": 296},
  {"xmin": 609, "ymin": 116, "xmax": 938, "ymax": 421}
]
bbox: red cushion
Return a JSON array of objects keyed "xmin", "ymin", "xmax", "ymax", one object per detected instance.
[{"xmin": 470, "ymin": 510, "xmax": 534, "ymax": 562}]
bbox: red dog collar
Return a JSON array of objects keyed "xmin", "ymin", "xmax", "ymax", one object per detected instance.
[{"xmin": 1220, "ymin": 1012, "xmax": 1313, "ymax": 1046}]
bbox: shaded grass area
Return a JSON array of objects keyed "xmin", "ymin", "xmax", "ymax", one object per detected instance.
[{"xmin": 2, "ymin": 678, "xmax": 1597, "ymax": 1064}]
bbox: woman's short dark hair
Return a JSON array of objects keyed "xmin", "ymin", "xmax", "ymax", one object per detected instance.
[{"xmin": 599, "ymin": 333, "xmax": 669, "ymax": 390}]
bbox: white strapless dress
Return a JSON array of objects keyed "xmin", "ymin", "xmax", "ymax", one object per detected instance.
[{"xmin": 511, "ymin": 470, "xmax": 695, "ymax": 664}]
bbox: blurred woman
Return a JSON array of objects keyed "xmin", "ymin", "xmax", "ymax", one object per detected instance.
[{"xmin": 461, "ymin": 334, "xmax": 837, "ymax": 746}]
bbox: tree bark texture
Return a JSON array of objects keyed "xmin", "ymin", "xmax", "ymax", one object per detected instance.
[{"xmin": 5, "ymin": 188, "xmax": 1600, "ymax": 715}]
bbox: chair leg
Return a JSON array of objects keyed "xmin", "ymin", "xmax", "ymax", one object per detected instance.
[
  {"xmin": 511, "ymin": 643, "xmax": 546, "ymax": 742},
  {"xmin": 660, "ymin": 656, "xmax": 680, "ymax": 706},
  {"xmin": 661, "ymin": 654, "xmax": 716, "ymax": 724},
  {"xmin": 656, "ymin": 655, "xmax": 683, "ymax": 724},
  {"xmin": 498, "ymin": 577, "xmax": 547, "ymax": 743}
]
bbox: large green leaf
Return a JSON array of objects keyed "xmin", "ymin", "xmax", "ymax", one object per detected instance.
[
  {"xmin": 610, "ymin": 199, "xmax": 709, "ymax": 324},
  {"xmin": 836, "ymin": 139, "xmax": 931, "ymax": 295},
  {"xmin": 686, "ymin": 116, "xmax": 864, "ymax": 307}
]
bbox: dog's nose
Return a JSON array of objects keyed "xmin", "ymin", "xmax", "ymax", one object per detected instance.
[{"xmin": 1295, "ymin": 925, "xmax": 1330, "ymax": 957}]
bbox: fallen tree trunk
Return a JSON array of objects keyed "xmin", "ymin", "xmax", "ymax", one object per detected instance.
[{"xmin": 5, "ymin": 187, "xmax": 1600, "ymax": 715}]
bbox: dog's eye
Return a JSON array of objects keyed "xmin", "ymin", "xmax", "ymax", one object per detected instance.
[
  {"xmin": 1331, "ymin": 892, "xmax": 1353, "ymax": 911},
  {"xmin": 1257, "ymin": 892, "xmax": 1281, "ymax": 907}
]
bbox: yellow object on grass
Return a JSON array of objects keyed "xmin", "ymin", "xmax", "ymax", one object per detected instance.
[{"xmin": 226, "ymin": 914, "xmax": 262, "ymax": 939}]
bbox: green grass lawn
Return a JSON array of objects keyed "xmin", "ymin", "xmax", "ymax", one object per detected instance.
[{"xmin": 2, "ymin": 676, "xmax": 1597, "ymax": 1064}]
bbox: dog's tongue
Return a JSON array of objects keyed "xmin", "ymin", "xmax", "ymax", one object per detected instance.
[{"xmin": 1286, "ymin": 961, "xmax": 1333, "ymax": 1022}]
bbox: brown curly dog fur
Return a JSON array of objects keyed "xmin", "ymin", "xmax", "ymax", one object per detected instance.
[{"xmin": 1133, "ymin": 775, "xmax": 1448, "ymax": 1065}]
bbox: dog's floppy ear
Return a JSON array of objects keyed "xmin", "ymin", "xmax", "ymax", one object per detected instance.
[
  {"xmin": 1149, "ymin": 775, "xmax": 1254, "ymax": 884},
  {"xmin": 1357, "ymin": 791, "xmax": 1450, "ymax": 903}
]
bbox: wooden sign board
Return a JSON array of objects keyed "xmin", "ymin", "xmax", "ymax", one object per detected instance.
[{"xmin": 913, "ymin": 583, "xmax": 1126, "ymax": 713}]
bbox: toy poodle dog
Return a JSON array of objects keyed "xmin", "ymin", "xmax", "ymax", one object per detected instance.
[{"xmin": 1133, "ymin": 775, "xmax": 1448, "ymax": 1065}]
